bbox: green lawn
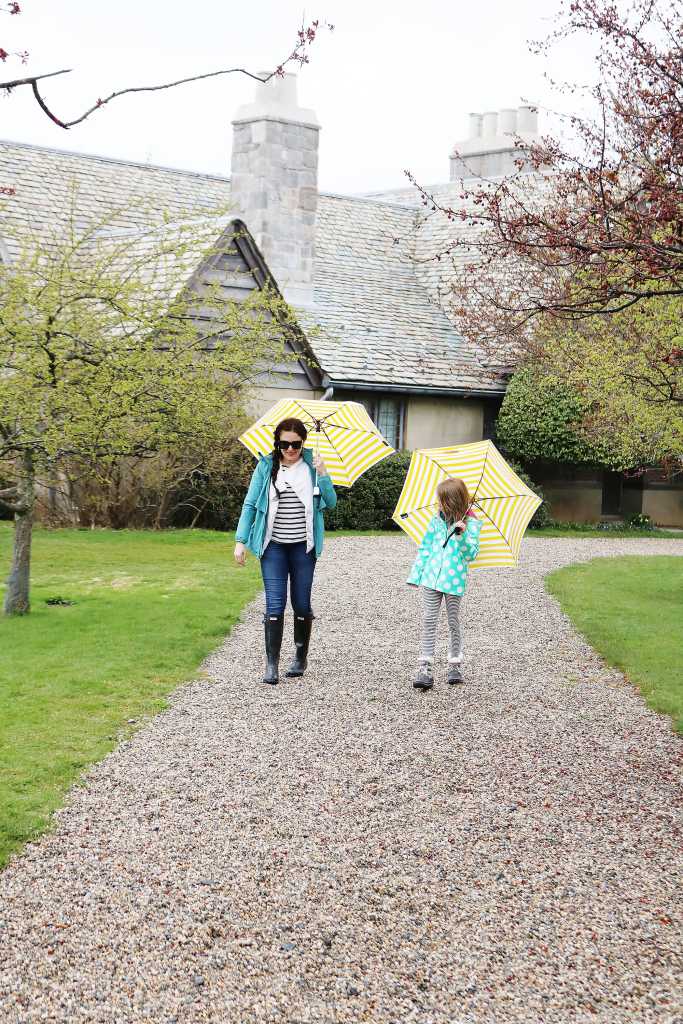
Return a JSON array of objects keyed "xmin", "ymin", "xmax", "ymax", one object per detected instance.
[
  {"xmin": 0, "ymin": 523, "xmax": 262, "ymax": 867},
  {"xmin": 327, "ymin": 527, "xmax": 683, "ymax": 539},
  {"xmin": 546, "ymin": 555, "xmax": 683, "ymax": 733},
  {"xmin": 531, "ymin": 526, "xmax": 682, "ymax": 539}
]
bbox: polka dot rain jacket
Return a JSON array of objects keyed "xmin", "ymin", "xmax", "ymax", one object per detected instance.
[{"xmin": 407, "ymin": 514, "xmax": 482, "ymax": 595}]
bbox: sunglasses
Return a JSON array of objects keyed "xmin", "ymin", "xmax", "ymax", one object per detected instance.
[{"xmin": 277, "ymin": 440, "xmax": 303, "ymax": 451}]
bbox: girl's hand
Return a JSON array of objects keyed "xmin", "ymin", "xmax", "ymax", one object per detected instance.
[
  {"xmin": 313, "ymin": 453, "xmax": 328, "ymax": 477},
  {"xmin": 234, "ymin": 542, "xmax": 247, "ymax": 566},
  {"xmin": 454, "ymin": 520, "xmax": 467, "ymax": 533}
]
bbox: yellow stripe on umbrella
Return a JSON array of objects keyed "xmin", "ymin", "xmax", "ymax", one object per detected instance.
[
  {"xmin": 392, "ymin": 440, "xmax": 542, "ymax": 568},
  {"xmin": 238, "ymin": 398, "xmax": 395, "ymax": 487}
]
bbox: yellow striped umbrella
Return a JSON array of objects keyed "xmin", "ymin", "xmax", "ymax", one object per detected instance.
[
  {"xmin": 238, "ymin": 398, "xmax": 395, "ymax": 487},
  {"xmin": 392, "ymin": 440, "xmax": 541, "ymax": 568}
]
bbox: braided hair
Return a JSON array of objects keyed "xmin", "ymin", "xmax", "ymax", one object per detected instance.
[{"xmin": 271, "ymin": 418, "xmax": 308, "ymax": 489}]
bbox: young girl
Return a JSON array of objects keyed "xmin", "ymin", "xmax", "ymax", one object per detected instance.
[{"xmin": 407, "ymin": 478, "xmax": 482, "ymax": 690}]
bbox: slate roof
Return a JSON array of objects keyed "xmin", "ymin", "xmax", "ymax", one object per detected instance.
[
  {"xmin": 311, "ymin": 191, "xmax": 500, "ymax": 393},
  {"xmin": 0, "ymin": 140, "xmax": 503, "ymax": 395},
  {"xmin": 362, "ymin": 177, "xmax": 544, "ymax": 333}
]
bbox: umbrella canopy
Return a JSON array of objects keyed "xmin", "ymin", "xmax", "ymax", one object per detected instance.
[
  {"xmin": 392, "ymin": 440, "xmax": 542, "ymax": 568},
  {"xmin": 238, "ymin": 398, "xmax": 395, "ymax": 487}
]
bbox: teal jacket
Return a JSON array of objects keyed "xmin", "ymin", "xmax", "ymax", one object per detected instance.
[
  {"xmin": 235, "ymin": 449, "xmax": 337, "ymax": 558},
  {"xmin": 407, "ymin": 513, "xmax": 482, "ymax": 596}
]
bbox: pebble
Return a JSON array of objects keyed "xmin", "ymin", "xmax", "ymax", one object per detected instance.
[{"xmin": 0, "ymin": 535, "xmax": 681, "ymax": 1023}]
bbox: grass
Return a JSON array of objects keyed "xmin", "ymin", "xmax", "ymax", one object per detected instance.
[
  {"xmin": 546, "ymin": 555, "xmax": 683, "ymax": 733},
  {"xmin": 530, "ymin": 526, "xmax": 682, "ymax": 539},
  {"xmin": 326, "ymin": 526, "xmax": 683, "ymax": 540},
  {"xmin": 0, "ymin": 523, "xmax": 262, "ymax": 868}
]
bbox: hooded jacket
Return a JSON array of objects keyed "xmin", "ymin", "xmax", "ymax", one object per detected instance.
[
  {"xmin": 407, "ymin": 513, "xmax": 482, "ymax": 596},
  {"xmin": 235, "ymin": 449, "xmax": 337, "ymax": 558}
]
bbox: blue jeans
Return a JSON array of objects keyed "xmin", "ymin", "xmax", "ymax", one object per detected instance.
[{"xmin": 260, "ymin": 540, "xmax": 316, "ymax": 617}]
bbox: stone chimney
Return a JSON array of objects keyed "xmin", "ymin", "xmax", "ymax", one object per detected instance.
[
  {"xmin": 449, "ymin": 104, "xmax": 539, "ymax": 180},
  {"xmin": 230, "ymin": 74, "xmax": 320, "ymax": 306}
]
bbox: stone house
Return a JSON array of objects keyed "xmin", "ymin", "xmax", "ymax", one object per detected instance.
[{"xmin": 0, "ymin": 74, "xmax": 681, "ymax": 524}]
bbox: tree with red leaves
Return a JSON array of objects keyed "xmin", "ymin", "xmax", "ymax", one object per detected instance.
[{"xmin": 411, "ymin": 0, "xmax": 683, "ymax": 361}]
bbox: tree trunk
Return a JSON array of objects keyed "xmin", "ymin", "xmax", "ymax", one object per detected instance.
[
  {"xmin": 154, "ymin": 487, "xmax": 173, "ymax": 530},
  {"xmin": 3, "ymin": 457, "xmax": 35, "ymax": 616}
]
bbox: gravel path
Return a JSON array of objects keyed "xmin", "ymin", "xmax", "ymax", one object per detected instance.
[{"xmin": 1, "ymin": 536, "xmax": 682, "ymax": 1024}]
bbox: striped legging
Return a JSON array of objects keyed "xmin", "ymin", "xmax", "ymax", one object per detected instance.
[{"xmin": 420, "ymin": 587, "xmax": 462, "ymax": 662}]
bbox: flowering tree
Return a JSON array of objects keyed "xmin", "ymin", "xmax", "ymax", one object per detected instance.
[
  {"xmin": 0, "ymin": 201, "xmax": 299, "ymax": 615},
  {"xmin": 410, "ymin": 0, "xmax": 683, "ymax": 359},
  {"xmin": 0, "ymin": 5, "xmax": 331, "ymax": 129},
  {"xmin": 525, "ymin": 294, "xmax": 683, "ymax": 468}
]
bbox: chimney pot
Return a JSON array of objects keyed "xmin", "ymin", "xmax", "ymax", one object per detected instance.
[
  {"xmin": 498, "ymin": 108, "xmax": 517, "ymax": 135},
  {"xmin": 450, "ymin": 101, "xmax": 539, "ymax": 181},
  {"xmin": 233, "ymin": 71, "xmax": 319, "ymax": 129},
  {"xmin": 482, "ymin": 111, "xmax": 498, "ymax": 137},
  {"xmin": 467, "ymin": 113, "xmax": 483, "ymax": 139}
]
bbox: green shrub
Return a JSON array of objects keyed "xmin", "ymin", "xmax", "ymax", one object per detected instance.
[
  {"xmin": 324, "ymin": 452, "xmax": 412, "ymax": 531},
  {"xmin": 545, "ymin": 520, "xmax": 603, "ymax": 532},
  {"xmin": 547, "ymin": 517, "xmax": 660, "ymax": 532},
  {"xmin": 627, "ymin": 512, "xmax": 654, "ymax": 531},
  {"xmin": 189, "ymin": 448, "xmax": 552, "ymax": 534},
  {"xmin": 169, "ymin": 443, "xmax": 255, "ymax": 531},
  {"xmin": 594, "ymin": 514, "xmax": 655, "ymax": 532},
  {"xmin": 496, "ymin": 366, "xmax": 624, "ymax": 468}
]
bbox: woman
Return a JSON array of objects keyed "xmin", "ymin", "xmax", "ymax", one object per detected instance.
[{"xmin": 234, "ymin": 418, "xmax": 337, "ymax": 685}]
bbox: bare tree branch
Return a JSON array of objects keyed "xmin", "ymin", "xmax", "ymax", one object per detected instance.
[{"xmin": 0, "ymin": 19, "xmax": 332, "ymax": 129}]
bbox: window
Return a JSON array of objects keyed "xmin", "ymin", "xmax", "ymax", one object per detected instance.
[
  {"xmin": 358, "ymin": 396, "xmax": 403, "ymax": 449},
  {"xmin": 376, "ymin": 399, "xmax": 401, "ymax": 449},
  {"xmin": 482, "ymin": 398, "xmax": 503, "ymax": 441},
  {"xmin": 601, "ymin": 470, "xmax": 623, "ymax": 515}
]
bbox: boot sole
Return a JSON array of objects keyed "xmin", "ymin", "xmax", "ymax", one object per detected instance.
[{"xmin": 413, "ymin": 681, "xmax": 434, "ymax": 690}]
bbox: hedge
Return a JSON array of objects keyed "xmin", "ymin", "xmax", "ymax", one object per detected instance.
[
  {"xmin": 496, "ymin": 367, "xmax": 621, "ymax": 467},
  {"xmin": 169, "ymin": 448, "xmax": 552, "ymax": 533},
  {"xmin": 324, "ymin": 451, "xmax": 411, "ymax": 531}
]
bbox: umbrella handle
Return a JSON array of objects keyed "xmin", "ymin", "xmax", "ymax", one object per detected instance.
[
  {"xmin": 454, "ymin": 504, "xmax": 474, "ymax": 535},
  {"xmin": 313, "ymin": 431, "xmax": 320, "ymax": 496}
]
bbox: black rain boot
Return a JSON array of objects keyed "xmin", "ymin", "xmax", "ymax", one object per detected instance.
[
  {"xmin": 263, "ymin": 614, "xmax": 284, "ymax": 685},
  {"xmin": 286, "ymin": 614, "xmax": 314, "ymax": 677}
]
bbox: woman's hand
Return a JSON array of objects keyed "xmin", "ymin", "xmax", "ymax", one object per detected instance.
[
  {"xmin": 454, "ymin": 520, "xmax": 467, "ymax": 534},
  {"xmin": 313, "ymin": 453, "xmax": 328, "ymax": 477},
  {"xmin": 234, "ymin": 542, "xmax": 247, "ymax": 566}
]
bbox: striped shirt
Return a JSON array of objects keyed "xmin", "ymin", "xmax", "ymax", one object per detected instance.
[{"xmin": 271, "ymin": 483, "xmax": 307, "ymax": 543}]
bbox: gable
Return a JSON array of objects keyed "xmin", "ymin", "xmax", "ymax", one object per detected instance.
[
  {"xmin": 188, "ymin": 219, "xmax": 323, "ymax": 393},
  {"xmin": 0, "ymin": 138, "xmax": 321, "ymax": 394}
]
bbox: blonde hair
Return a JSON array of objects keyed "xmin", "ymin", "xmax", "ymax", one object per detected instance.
[{"xmin": 436, "ymin": 477, "xmax": 470, "ymax": 525}]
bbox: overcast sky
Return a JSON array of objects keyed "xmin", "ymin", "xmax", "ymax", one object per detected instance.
[{"xmin": 1, "ymin": 0, "xmax": 597, "ymax": 193}]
